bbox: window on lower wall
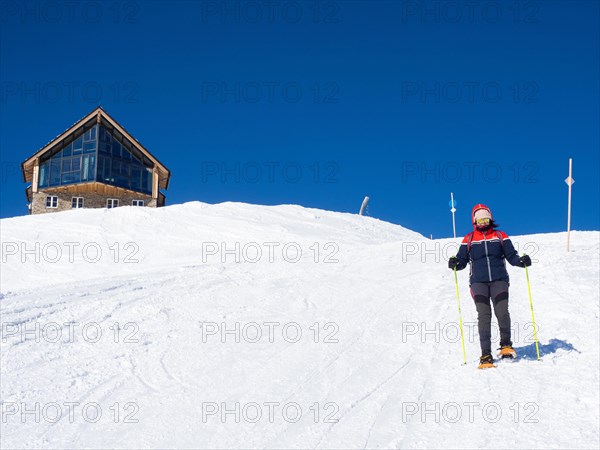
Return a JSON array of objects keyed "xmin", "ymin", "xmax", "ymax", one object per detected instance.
[
  {"xmin": 132, "ymin": 200, "xmax": 144, "ymax": 206},
  {"xmin": 72, "ymin": 197, "xmax": 84, "ymax": 209},
  {"xmin": 107, "ymin": 199, "xmax": 119, "ymax": 209},
  {"xmin": 46, "ymin": 196, "xmax": 58, "ymax": 208}
]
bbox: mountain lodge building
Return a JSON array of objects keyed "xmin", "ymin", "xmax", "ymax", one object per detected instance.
[{"xmin": 21, "ymin": 107, "xmax": 170, "ymax": 214}]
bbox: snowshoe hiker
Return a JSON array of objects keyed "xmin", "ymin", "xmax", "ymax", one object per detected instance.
[{"xmin": 448, "ymin": 204, "xmax": 532, "ymax": 368}]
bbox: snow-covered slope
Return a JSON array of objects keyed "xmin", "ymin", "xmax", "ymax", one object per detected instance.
[{"xmin": 1, "ymin": 202, "xmax": 598, "ymax": 449}]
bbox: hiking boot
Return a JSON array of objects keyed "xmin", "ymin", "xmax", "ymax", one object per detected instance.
[
  {"xmin": 478, "ymin": 354, "xmax": 495, "ymax": 369},
  {"xmin": 498, "ymin": 345, "xmax": 517, "ymax": 359}
]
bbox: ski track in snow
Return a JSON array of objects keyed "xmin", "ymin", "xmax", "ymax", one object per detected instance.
[{"xmin": 0, "ymin": 202, "xmax": 598, "ymax": 449}]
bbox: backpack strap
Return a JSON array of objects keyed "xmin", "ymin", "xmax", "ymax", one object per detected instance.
[
  {"xmin": 466, "ymin": 232, "xmax": 475, "ymax": 252},
  {"xmin": 495, "ymin": 231, "xmax": 504, "ymax": 248}
]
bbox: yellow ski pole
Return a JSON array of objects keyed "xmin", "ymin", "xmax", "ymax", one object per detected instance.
[
  {"xmin": 453, "ymin": 267, "xmax": 467, "ymax": 365},
  {"xmin": 524, "ymin": 254, "xmax": 541, "ymax": 360}
]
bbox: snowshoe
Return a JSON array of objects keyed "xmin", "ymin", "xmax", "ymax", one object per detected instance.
[
  {"xmin": 478, "ymin": 354, "xmax": 496, "ymax": 369},
  {"xmin": 498, "ymin": 345, "xmax": 517, "ymax": 359}
]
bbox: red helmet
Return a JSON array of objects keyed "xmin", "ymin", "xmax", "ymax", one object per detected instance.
[{"xmin": 472, "ymin": 204, "xmax": 492, "ymax": 224}]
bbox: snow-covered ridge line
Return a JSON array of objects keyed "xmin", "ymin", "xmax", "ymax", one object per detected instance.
[
  {"xmin": 1, "ymin": 201, "xmax": 424, "ymax": 292},
  {"xmin": 2, "ymin": 201, "xmax": 596, "ymax": 294}
]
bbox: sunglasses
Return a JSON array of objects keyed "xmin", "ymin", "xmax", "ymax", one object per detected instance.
[{"xmin": 475, "ymin": 218, "xmax": 491, "ymax": 225}]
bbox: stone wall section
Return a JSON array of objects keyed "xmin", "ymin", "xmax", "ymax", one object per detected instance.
[{"xmin": 31, "ymin": 189, "xmax": 156, "ymax": 215}]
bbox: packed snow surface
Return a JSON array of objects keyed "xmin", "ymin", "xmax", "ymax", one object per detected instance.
[{"xmin": 1, "ymin": 202, "xmax": 598, "ymax": 448}]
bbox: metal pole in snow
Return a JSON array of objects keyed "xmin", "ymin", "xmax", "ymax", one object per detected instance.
[
  {"xmin": 450, "ymin": 192, "xmax": 457, "ymax": 239},
  {"xmin": 359, "ymin": 196, "xmax": 370, "ymax": 216},
  {"xmin": 565, "ymin": 159, "xmax": 574, "ymax": 251}
]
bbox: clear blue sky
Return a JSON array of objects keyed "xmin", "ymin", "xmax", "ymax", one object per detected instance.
[{"xmin": 1, "ymin": 0, "xmax": 598, "ymax": 238}]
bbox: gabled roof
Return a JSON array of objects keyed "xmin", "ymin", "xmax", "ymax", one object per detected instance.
[{"xmin": 21, "ymin": 107, "xmax": 170, "ymax": 190}]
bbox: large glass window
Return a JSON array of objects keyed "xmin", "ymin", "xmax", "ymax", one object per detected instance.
[
  {"xmin": 95, "ymin": 125, "xmax": 153, "ymax": 194},
  {"xmin": 73, "ymin": 136, "xmax": 83, "ymax": 154},
  {"xmin": 82, "ymin": 155, "xmax": 95, "ymax": 181},
  {"xmin": 112, "ymin": 141, "xmax": 122, "ymax": 158},
  {"xmin": 83, "ymin": 141, "xmax": 96, "ymax": 152},
  {"xmin": 131, "ymin": 166, "xmax": 141, "ymax": 191},
  {"xmin": 36, "ymin": 123, "xmax": 154, "ymax": 195},
  {"xmin": 38, "ymin": 164, "xmax": 48, "ymax": 187},
  {"xmin": 39, "ymin": 125, "xmax": 97, "ymax": 189},
  {"xmin": 49, "ymin": 159, "xmax": 61, "ymax": 186}
]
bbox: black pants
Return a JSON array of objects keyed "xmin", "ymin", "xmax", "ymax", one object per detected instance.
[{"xmin": 471, "ymin": 281, "xmax": 512, "ymax": 356}]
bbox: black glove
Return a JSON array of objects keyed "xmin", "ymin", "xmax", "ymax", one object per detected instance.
[
  {"xmin": 519, "ymin": 255, "xmax": 532, "ymax": 267},
  {"xmin": 448, "ymin": 256, "xmax": 460, "ymax": 270}
]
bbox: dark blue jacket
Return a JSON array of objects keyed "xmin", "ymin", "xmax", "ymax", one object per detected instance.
[{"xmin": 455, "ymin": 229, "xmax": 524, "ymax": 285}]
